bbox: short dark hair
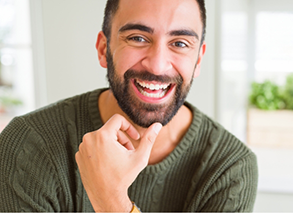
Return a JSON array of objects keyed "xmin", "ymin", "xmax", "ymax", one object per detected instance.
[{"xmin": 102, "ymin": 0, "xmax": 206, "ymax": 45}]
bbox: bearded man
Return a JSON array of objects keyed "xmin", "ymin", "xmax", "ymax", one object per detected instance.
[{"xmin": 0, "ymin": 0, "xmax": 258, "ymax": 212}]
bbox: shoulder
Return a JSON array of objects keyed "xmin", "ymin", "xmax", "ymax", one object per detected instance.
[
  {"xmin": 6, "ymin": 89, "xmax": 102, "ymax": 140},
  {"xmin": 186, "ymin": 102, "xmax": 255, "ymax": 163},
  {"xmin": 0, "ymin": 89, "xmax": 100, "ymax": 175},
  {"xmin": 184, "ymin": 103, "xmax": 258, "ymax": 211},
  {"xmin": 185, "ymin": 102, "xmax": 257, "ymax": 187},
  {"xmin": 0, "ymin": 89, "xmax": 102, "ymax": 211}
]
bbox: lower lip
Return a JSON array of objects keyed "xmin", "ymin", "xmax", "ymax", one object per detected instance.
[{"xmin": 131, "ymin": 80, "xmax": 175, "ymax": 104}]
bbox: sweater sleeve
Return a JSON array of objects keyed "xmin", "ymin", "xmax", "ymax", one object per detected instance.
[
  {"xmin": 0, "ymin": 117, "xmax": 61, "ymax": 212},
  {"xmin": 186, "ymin": 152, "xmax": 258, "ymax": 212}
]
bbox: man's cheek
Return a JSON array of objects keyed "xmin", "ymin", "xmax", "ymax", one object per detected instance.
[{"xmin": 115, "ymin": 50, "xmax": 147, "ymax": 71}]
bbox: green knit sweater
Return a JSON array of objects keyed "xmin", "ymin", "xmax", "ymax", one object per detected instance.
[{"xmin": 0, "ymin": 88, "xmax": 258, "ymax": 212}]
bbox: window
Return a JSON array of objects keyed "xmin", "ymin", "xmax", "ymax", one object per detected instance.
[
  {"xmin": 0, "ymin": 0, "xmax": 34, "ymax": 131},
  {"xmin": 219, "ymin": 0, "xmax": 293, "ymax": 193},
  {"xmin": 219, "ymin": 12, "xmax": 248, "ymax": 141},
  {"xmin": 255, "ymin": 12, "xmax": 293, "ymax": 83}
]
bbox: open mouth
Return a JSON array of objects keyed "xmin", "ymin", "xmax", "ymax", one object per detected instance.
[{"xmin": 133, "ymin": 79, "xmax": 174, "ymax": 99}]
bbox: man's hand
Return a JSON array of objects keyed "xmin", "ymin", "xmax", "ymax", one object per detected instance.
[{"xmin": 75, "ymin": 114, "xmax": 162, "ymax": 212}]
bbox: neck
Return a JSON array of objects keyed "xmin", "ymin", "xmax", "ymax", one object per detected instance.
[{"xmin": 98, "ymin": 89, "xmax": 193, "ymax": 164}]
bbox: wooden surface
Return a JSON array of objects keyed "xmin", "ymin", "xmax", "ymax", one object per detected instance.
[{"xmin": 247, "ymin": 109, "xmax": 293, "ymax": 148}]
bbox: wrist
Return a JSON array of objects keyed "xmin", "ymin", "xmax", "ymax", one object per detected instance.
[
  {"xmin": 90, "ymin": 193, "xmax": 132, "ymax": 212},
  {"xmin": 130, "ymin": 202, "xmax": 141, "ymax": 213}
]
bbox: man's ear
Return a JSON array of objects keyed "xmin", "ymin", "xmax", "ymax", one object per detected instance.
[
  {"xmin": 193, "ymin": 41, "xmax": 206, "ymax": 78},
  {"xmin": 96, "ymin": 31, "xmax": 108, "ymax": 68}
]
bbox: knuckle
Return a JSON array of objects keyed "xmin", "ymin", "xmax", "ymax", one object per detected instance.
[
  {"xmin": 97, "ymin": 129, "xmax": 109, "ymax": 141},
  {"xmin": 82, "ymin": 132, "xmax": 92, "ymax": 143},
  {"xmin": 112, "ymin": 113, "xmax": 121, "ymax": 118},
  {"xmin": 75, "ymin": 152, "xmax": 79, "ymax": 161},
  {"xmin": 75, "ymin": 152, "xmax": 82, "ymax": 165},
  {"xmin": 111, "ymin": 113, "xmax": 123, "ymax": 121},
  {"xmin": 81, "ymin": 132, "xmax": 97, "ymax": 151}
]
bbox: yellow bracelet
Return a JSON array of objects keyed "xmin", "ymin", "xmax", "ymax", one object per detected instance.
[{"xmin": 130, "ymin": 202, "xmax": 141, "ymax": 213}]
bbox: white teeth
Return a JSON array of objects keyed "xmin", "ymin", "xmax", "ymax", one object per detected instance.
[
  {"xmin": 135, "ymin": 79, "xmax": 171, "ymax": 98},
  {"xmin": 140, "ymin": 89, "xmax": 167, "ymax": 98},
  {"xmin": 136, "ymin": 79, "xmax": 170, "ymax": 90}
]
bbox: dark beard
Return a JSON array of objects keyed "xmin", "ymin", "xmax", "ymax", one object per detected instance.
[{"xmin": 106, "ymin": 48, "xmax": 193, "ymax": 128}]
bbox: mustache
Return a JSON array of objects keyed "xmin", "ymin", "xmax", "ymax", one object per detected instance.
[{"xmin": 124, "ymin": 69, "xmax": 183, "ymax": 85}]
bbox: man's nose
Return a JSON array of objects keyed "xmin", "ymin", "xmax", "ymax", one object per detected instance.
[{"xmin": 141, "ymin": 44, "xmax": 173, "ymax": 75}]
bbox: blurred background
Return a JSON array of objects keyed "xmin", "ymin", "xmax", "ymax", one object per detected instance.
[{"xmin": 0, "ymin": 0, "xmax": 292, "ymax": 211}]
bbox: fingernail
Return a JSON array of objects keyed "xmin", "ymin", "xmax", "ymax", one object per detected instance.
[{"xmin": 154, "ymin": 123, "xmax": 162, "ymax": 134}]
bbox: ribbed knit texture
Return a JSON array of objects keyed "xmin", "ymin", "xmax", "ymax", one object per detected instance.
[{"xmin": 0, "ymin": 88, "xmax": 258, "ymax": 212}]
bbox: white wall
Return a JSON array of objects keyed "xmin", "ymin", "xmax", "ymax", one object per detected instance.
[
  {"xmin": 31, "ymin": 0, "xmax": 108, "ymax": 106},
  {"xmin": 188, "ymin": 0, "xmax": 219, "ymax": 119},
  {"xmin": 254, "ymin": 192, "xmax": 293, "ymax": 212}
]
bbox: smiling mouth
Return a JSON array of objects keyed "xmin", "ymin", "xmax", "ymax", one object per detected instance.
[{"xmin": 134, "ymin": 79, "xmax": 173, "ymax": 98}]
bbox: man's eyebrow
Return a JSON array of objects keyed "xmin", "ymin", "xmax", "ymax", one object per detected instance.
[
  {"xmin": 169, "ymin": 29, "xmax": 199, "ymax": 40},
  {"xmin": 118, "ymin": 23, "xmax": 154, "ymax": 34}
]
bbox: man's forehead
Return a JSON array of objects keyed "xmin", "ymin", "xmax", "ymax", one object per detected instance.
[
  {"xmin": 116, "ymin": 0, "xmax": 200, "ymax": 18},
  {"xmin": 113, "ymin": 0, "xmax": 202, "ymax": 36}
]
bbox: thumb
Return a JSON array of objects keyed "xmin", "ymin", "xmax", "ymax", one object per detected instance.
[{"xmin": 136, "ymin": 123, "xmax": 162, "ymax": 157}]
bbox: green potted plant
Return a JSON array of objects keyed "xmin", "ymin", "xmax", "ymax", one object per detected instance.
[
  {"xmin": 247, "ymin": 74, "xmax": 293, "ymax": 148},
  {"xmin": 282, "ymin": 74, "xmax": 293, "ymax": 110},
  {"xmin": 249, "ymin": 80, "xmax": 286, "ymax": 110}
]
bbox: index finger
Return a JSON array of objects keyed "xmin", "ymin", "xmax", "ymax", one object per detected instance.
[{"xmin": 104, "ymin": 114, "xmax": 140, "ymax": 140}]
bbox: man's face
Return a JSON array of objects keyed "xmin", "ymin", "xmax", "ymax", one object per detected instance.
[{"xmin": 102, "ymin": 0, "xmax": 205, "ymax": 127}]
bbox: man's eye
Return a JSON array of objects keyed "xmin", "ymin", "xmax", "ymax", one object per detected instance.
[
  {"xmin": 173, "ymin": 41, "xmax": 187, "ymax": 48},
  {"xmin": 128, "ymin": 36, "xmax": 146, "ymax": 42}
]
